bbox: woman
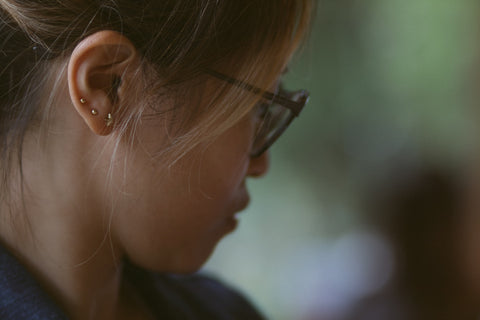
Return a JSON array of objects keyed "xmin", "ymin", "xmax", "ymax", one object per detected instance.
[{"xmin": 0, "ymin": 1, "xmax": 313, "ymax": 319}]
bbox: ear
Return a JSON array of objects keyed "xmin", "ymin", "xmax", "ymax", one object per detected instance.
[{"xmin": 67, "ymin": 30, "xmax": 139, "ymax": 135}]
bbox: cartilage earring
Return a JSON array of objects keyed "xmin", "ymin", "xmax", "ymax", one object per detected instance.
[
  {"xmin": 80, "ymin": 98, "xmax": 87, "ymax": 104},
  {"xmin": 105, "ymin": 113, "xmax": 113, "ymax": 127},
  {"xmin": 91, "ymin": 109, "xmax": 98, "ymax": 116}
]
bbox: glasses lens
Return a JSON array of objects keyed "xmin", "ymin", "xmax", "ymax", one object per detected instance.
[{"xmin": 251, "ymin": 89, "xmax": 306, "ymax": 155}]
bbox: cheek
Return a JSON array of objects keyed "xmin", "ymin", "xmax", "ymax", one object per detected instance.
[
  {"xmin": 196, "ymin": 153, "xmax": 249, "ymax": 200},
  {"xmin": 195, "ymin": 115, "xmax": 255, "ymax": 191},
  {"xmin": 112, "ymin": 157, "xmax": 246, "ymax": 272},
  {"xmin": 113, "ymin": 186, "xmax": 229, "ymax": 272},
  {"xmin": 111, "ymin": 112, "xmax": 255, "ymax": 271}
]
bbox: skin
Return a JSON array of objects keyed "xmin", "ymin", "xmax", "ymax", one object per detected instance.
[{"xmin": 0, "ymin": 31, "xmax": 271, "ymax": 320}]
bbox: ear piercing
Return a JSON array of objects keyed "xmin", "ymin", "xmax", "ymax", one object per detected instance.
[
  {"xmin": 80, "ymin": 98, "xmax": 113, "ymax": 126},
  {"xmin": 105, "ymin": 113, "xmax": 113, "ymax": 127},
  {"xmin": 80, "ymin": 98, "xmax": 101, "ymax": 118}
]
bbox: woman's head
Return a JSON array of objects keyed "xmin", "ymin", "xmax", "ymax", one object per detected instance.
[
  {"xmin": 0, "ymin": 0, "xmax": 313, "ymax": 162},
  {"xmin": 0, "ymin": 1, "xmax": 313, "ymax": 272}
]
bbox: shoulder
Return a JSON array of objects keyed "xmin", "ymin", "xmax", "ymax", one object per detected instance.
[
  {"xmin": 126, "ymin": 264, "xmax": 265, "ymax": 320},
  {"xmin": 165, "ymin": 273, "xmax": 265, "ymax": 318},
  {"xmin": 0, "ymin": 244, "xmax": 67, "ymax": 319}
]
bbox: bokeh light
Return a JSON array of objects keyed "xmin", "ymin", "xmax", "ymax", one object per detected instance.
[{"xmin": 205, "ymin": 1, "xmax": 480, "ymax": 319}]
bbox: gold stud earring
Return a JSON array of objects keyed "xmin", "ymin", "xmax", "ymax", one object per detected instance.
[
  {"xmin": 91, "ymin": 109, "xmax": 98, "ymax": 116},
  {"xmin": 80, "ymin": 98, "xmax": 87, "ymax": 104},
  {"xmin": 105, "ymin": 113, "xmax": 113, "ymax": 127}
]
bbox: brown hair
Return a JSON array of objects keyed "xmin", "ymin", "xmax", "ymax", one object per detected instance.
[{"xmin": 0, "ymin": 0, "xmax": 313, "ymax": 192}]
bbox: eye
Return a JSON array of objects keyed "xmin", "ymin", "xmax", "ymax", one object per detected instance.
[{"xmin": 254, "ymin": 102, "xmax": 270, "ymax": 120}]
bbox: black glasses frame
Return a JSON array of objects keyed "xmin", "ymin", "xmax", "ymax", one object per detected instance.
[{"xmin": 207, "ymin": 69, "xmax": 309, "ymax": 157}]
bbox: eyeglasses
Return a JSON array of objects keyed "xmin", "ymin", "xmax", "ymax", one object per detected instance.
[{"xmin": 207, "ymin": 70, "xmax": 309, "ymax": 157}]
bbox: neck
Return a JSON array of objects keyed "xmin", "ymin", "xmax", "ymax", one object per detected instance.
[
  {"xmin": 0, "ymin": 133, "xmax": 129, "ymax": 320},
  {"xmin": 0, "ymin": 196, "xmax": 126, "ymax": 320}
]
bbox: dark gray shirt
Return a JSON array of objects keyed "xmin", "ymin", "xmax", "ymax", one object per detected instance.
[{"xmin": 0, "ymin": 245, "xmax": 264, "ymax": 320}]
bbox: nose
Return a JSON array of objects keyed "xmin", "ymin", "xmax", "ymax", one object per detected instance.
[{"xmin": 246, "ymin": 151, "xmax": 270, "ymax": 178}]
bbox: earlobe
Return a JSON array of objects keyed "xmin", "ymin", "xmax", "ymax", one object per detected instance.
[{"xmin": 67, "ymin": 30, "xmax": 138, "ymax": 136}]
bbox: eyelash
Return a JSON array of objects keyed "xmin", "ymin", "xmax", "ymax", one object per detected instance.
[
  {"xmin": 252, "ymin": 84, "xmax": 284, "ymax": 122},
  {"xmin": 255, "ymin": 103, "xmax": 270, "ymax": 119},
  {"xmin": 253, "ymin": 102, "xmax": 270, "ymax": 126}
]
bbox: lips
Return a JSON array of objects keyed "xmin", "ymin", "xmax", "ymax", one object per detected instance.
[
  {"xmin": 233, "ymin": 190, "xmax": 250, "ymax": 214},
  {"xmin": 226, "ymin": 215, "xmax": 239, "ymax": 233},
  {"xmin": 224, "ymin": 193, "xmax": 250, "ymax": 233}
]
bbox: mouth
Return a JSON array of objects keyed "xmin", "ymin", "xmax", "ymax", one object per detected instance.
[
  {"xmin": 225, "ymin": 193, "xmax": 250, "ymax": 232},
  {"xmin": 238, "ymin": 193, "xmax": 251, "ymax": 212}
]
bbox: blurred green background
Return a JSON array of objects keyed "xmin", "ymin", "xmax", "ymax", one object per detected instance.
[{"xmin": 205, "ymin": 1, "xmax": 479, "ymax": 319}]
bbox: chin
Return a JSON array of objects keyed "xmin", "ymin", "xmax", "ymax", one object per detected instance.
[
  {"xmin": 172, "ymin": 244, "xmax": 222, "ymax": 274},
  {"xmin": 167, "ymin": 263, "xmax": 206, "ymax": 275},
  {"xmin": 136, "ymin": 242, "xmax": 220, "ymax": 275},
  {"xmin": 131, "ymin": 256, "xmax": 207, "ymax": 275}
]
